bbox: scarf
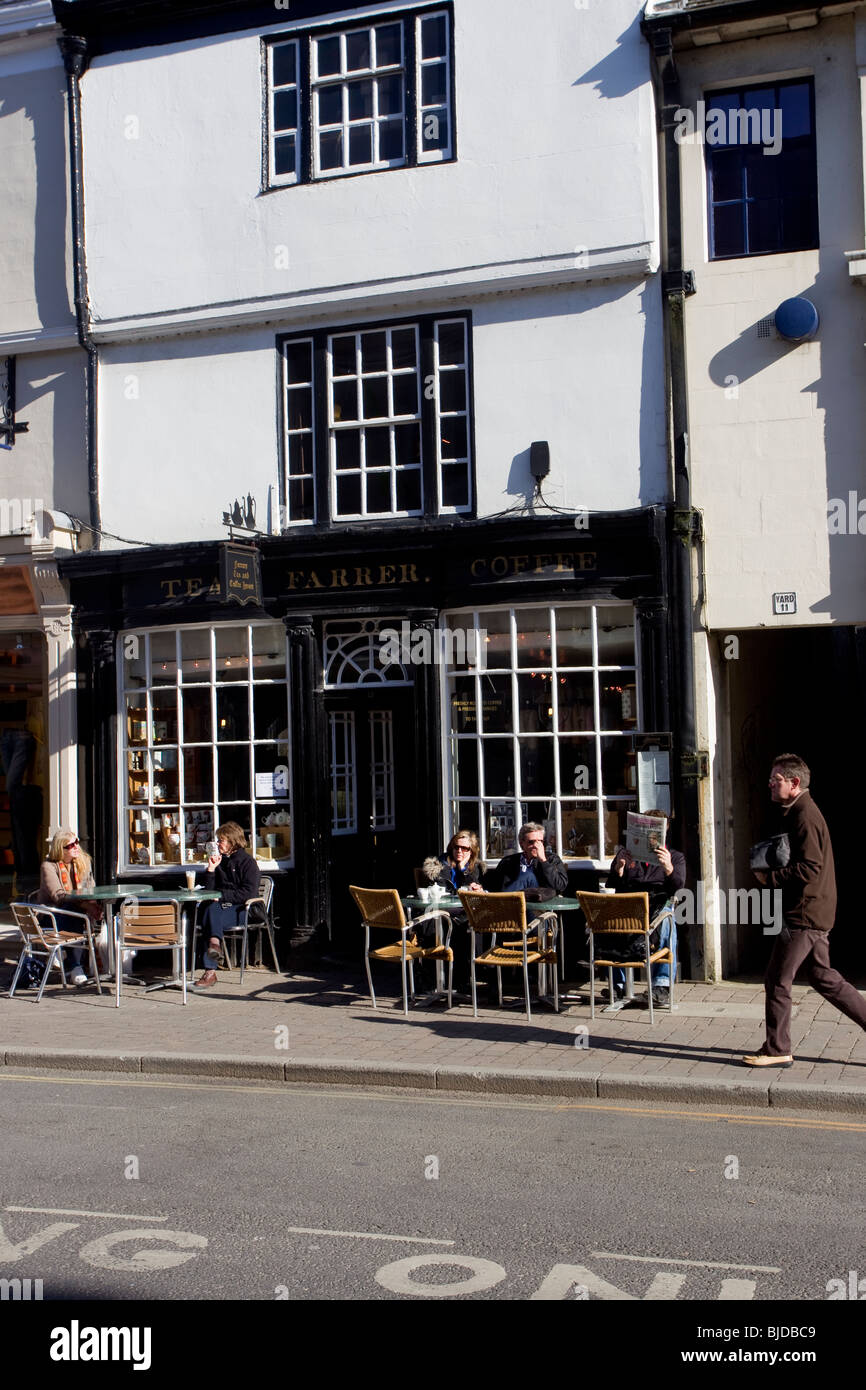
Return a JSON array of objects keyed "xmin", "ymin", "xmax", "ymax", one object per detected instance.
[{"xmin": 57, "ymin": 860, "xmax": 82, "ymax": 893}]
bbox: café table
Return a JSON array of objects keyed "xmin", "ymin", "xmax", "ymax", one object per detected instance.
[
  {"xmin": 137, "ymin": 889, "xmax": 221, "ymax": 993},
  {"xmin": 63, "ymin": 884, "xmax": 156, "ymax": 977}
]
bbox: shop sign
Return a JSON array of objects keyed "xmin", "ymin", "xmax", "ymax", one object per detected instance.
[
  {"xmin": 284, "ymin": 560, "xmax": 429, "ymax": 592},
  {"xmin": 220, "ymin": 545, "xmax": 262, "ymax": 606},
  {"xmin": 772, "ymin": 592, "xmax": 797, "ymax": 615},
  {"xmin": 468, "ymin": 551, "xmax": 596, "ymax": 580}
]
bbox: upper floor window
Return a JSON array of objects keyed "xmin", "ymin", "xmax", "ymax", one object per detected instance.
[
  {"xmin": 280, "ymin": 313, "xmax": 473, "ymax": 526},
  {"xmin": 267, "ymin": 7, "xmax": 453, "ymax": 187},
  {"xmin": 706, "ymin": 78, "xmax": 818, "ymax": 259}
]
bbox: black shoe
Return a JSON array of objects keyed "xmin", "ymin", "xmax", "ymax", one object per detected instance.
[{"xmin": 651, "ymin": 986, "xmax": 671, "ymax": 1006}]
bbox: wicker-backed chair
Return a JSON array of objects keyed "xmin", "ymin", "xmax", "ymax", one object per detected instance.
[
  {"xmin": 115, "ymin": 897, "xmax": 186, "ymax": 1007},
  {"xmin": 350, "ymin": 885, "xmax": 453, "ymax": 1016},
  {"xmin": 458, "ymin": 890, "xmax": 559, "ymax": 1021},
  {"xmin": 578, "ymin": 891, "xmax": 676, "ymax": 1024},
  {"xmin": 192, "ymin": 876, "xmax": 279, "ymax": 983},
  {"xmin": 7, "ymin": 902, "xmax": 102, "ymax": 1002}
]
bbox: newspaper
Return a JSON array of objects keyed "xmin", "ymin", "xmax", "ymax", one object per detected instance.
[{"xmin": 625, "ymin": 811, "xmax": 667, "ymax": 861}]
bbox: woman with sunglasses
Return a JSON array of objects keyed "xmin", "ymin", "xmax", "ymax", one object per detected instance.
[
  {"xmin": 37, "ymin": 830, "xmax": 101, "ymax": 986},
  {"xmin": 416, "ymin": 831, "xmax": 485, "ymax": 995}
]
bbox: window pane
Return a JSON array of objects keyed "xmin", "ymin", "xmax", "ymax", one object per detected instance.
[
  {"xmin": 217, "ymin": 686, "xmax": 249, "ymax": 742},
  {"xmin": 274, "ymin": 134, "xmax": 296, "ymax": 177},
  {"xmin": 395, "ymin": 468, "xmax": 421, "ymax": 513},
  {"xmin": 483, "ymin": 740, "xmax": 514, "ymax": 797},
  {"xmin": 181, "ymin": 629, "xmax": 211, "ymax": 683},
  {"xmin": 559, "ymin": 738, "xmax": 597, "ymax": 794},
  {"xmin": 596, "ymin": 608, "xmax": 635, "ymax": 665},
  {"xmin": 520, "ymin": 738, "xmax": 554, "ymax": 797},
  {"xmin": 480, "ymin": 675, "xmax": 512, "ymax": 732},
  {"xmin": 518, "ymin": 674, "xmax": 553, "ymax": 732},
  {"xmin": 252, "ymin": 624, "xmax": 287, "ymax": 673},
  {"xmin": 362, "ymin": 377, "xmax": 388, "ymax": 419},
  {"xmin": 394, "ymin": 422, "xmax": 420, "ymax": 465},
  {"xmin": 600, "ymin": 680, "xmax": 637, "ymax": 732},
  {"xmin": 454, "ymin": 739, "xmax": 478, "ymax": 797},
  {"xmin": 554, "ymin": 608, "xmax": 592, "ymax": 666},
  {"xmin": 319, "ymin": 130, "xmax": 343, "ymax": 170},
  {"xmin": 289, "ymin": 478, "xmax": 315, "ymax": 522},
  {"xmin": 364, "ymin": 425, "xmax": 390, "ymax": 468},
  {"xmin": 421, "ymin": 109, "xmax": 448, "ymax": 152},
  {"xmin": 516, "ymin": 615, "xmax": 551, "ymax": 669},
  {"xmin": 366, "ymin": 471, "xmax": 391, "ymax": 514},
  {"xmin": 215, "ymin": 628, "xmax": 248, "ymax": 681},
  {"xmin": 151, "ymin": 691, "xmax": 178, "ymax": 743},
  {"xmin": 392, "ymin": 373, "xmax": 418, "ymax": 417},
  {"xmin": 361, "ymin": 331, "xmax": 387, "ymax": 373},
  {"xmin": 318, "ymin": 86, "xmax": 343, "ymax": 126},
  {"xmin": 557, "ymin": 672, "xmax": 595, "ymax": 730},
  {"xmin": 150, "ymin": 631, "xmax": 177, "ymax": 685},
  {"xmin": 288, "ymin": 433, "xmax": 313, "ymax": 477},
  {"xmin": 183, "ymin": 748, "xmax": 213, "ymax": 803},
  {"xmin": 335, "ymin": 431, "xmax": 360, "ymax": 471},
  {"xmin": 346, "ymin": 29, "xmax": 371, "ymax": 71},
  {"xmin": 285, "ymin": 341, "xmax": 312, "ymax": 384},
  {"xmin": 710, "ymin": 152, "xmax": 742, "ymax": 203},
  {"xmin": 331, "ymin": 336, "xmax": 356, "ymax": 377},
  {"xmin": 349, "ymin": 124, "xmax": 373, "ymax": 166},
  {"xmin": 421, "ymin": 63, "xmax": 447, "ymax": 108},
  {"xmin": 378, "ymin": 73, "xmax": 403, "ymax": 116},
  {"xmin": 560, "ymin": 803, "xmax": 601, "ymax": 858},
  {"xmin": 450, "ymin": 677, "xmax": 477, "ymax": 733},
  {"xmin": 253, "ymin": 684, "xmax": 289, "ymax": 741},
  {"xmin": 348, "ymin": 79, "xmax": 373, "ymax": 120},
  {"xmin": 439, "ymin": 371, "xmax": 466, "ymax": 414},
  {"xmin": 379, "ymin": 119, "xmax": 404, "ymax": 161},
  {"xmin": 336, "ymin": 474, "xmax": 362, "ymax": 515},
  {"xmin": 333, "ymin": 378, "xmax": 358, "ymax": 421},
  {"xmin": 479, "ymin": 610, "xmax": 512, "ymax": 668},
  {"xmin": 182, "ymin": 687, "xmax": 211, "ymax": 743},
  {"xmin": 440, "ymin": 415, "xmax": 467, "ymax": 460},
  {"xmin": 274, "ymin": 89, "xmax": 297, "ymax": 132},
  {"xmin": 218, "ymin": 746, "xmax": 249, "ymax": 801},
  {"xmin": 316, "ymin": 36, "xmax": 341, "ymax": 78},
  {"xmin": 441, "ymin": 465, "xmax": 468, "ymax": 508},
  {"xmin": 375, "ymin": 23, "xmax": 402, "ymax": 67},
  {"xmin": 272, "ymin": 43, "xmax": 297, "ymax": 88},
  {"xmin": 779, "ymin": 82, "xmax": 811, "ymax": 138},
  {"xmin": 288, "ymin": 387, "xmax": 312, "ymax": 432},
  {"xmin": 748, "ymin": 198, "xmax": 781, "ymax": 254},
  {"xmin": 711, "ymin": 202, "xmax": 745, "ymax": 258},
  {"xmin": 437, "ymin": 321, "xmax": 466, "ymax": 365},
  {"xmin": 781, "ymin": 193, "xmax": 818, "ymax": 249},
  {"xmin": 391, "ymin": 328, "xmax": 416, "ymax": 369},
  {"xmin": 421, "ymin": 14, "xmax": 448, "ymax": 59}
]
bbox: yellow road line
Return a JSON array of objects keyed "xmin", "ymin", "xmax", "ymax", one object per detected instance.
[{"xmin": 0, "ymin": 1069, "xmax": 864, "ymax": 1131}]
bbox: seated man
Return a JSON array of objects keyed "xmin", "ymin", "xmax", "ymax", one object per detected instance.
[
  {"xmin": 483, "ymin": 822, "xmax": 569, "ymax": 896},
  {"xmin": 603, "ymin": 810, "xmax": 685, "ymax": 1006}
]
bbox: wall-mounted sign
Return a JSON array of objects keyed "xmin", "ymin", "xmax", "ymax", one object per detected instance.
[
  {"xmin": 772, "ymin": 592, "xmax": 797, "ymax": 615},
  {"xmin": 220, "ymin": 544, "xmax": 262, "ymax": 606}
]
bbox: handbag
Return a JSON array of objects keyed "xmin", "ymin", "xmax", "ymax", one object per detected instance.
[{"xmin": 749, "ymin": 834, "xmax": 790, "ymax": 871}]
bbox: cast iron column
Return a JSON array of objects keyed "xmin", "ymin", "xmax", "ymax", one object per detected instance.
[{"xmin": 284, "ymin": 616, "xmax": 328, "ymax": 947}]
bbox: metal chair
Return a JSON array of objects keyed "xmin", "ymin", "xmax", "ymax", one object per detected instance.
[
  {"xmin": 115, "ymin": 897, "xmax": 186, "ymax": 1007},
  {"xmin": 350, "ymin": 885, "xmax": 453, "ymax": 1016},
  {"xmin": 578, "ymin": 890, "xmax": 677, "ymax": 1025},
  {"xmin": 7, "ymin": 902, "xmax": 103, "ymax": 1001},
  {"xmin": 190, "ymin": 877, "xmax": 278, "ymax": 984},
  {"xmin": 458, "ymin": 890, "xmax": 559, "ymax": 1021}
]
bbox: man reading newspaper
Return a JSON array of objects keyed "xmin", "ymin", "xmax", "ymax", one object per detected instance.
[{"xmin": 598, "ymin": 809, "xmax": 685, "ymax": 1006}]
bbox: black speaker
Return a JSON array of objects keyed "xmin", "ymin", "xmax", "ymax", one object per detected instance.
[{"xmin": 529, "ymin": 440, "xmax": 550, "ymax": 479}]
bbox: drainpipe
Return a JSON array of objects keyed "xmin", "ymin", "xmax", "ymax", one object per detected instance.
[
  {"xmin": 645, "ymin": 24, "xmax": 711, "ymax": 978},
  {"xmin": 58, "ymin": 34, "xmax": 100, "ymax": 548}
]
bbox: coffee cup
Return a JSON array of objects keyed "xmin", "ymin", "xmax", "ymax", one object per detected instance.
[
  {"xmin": 418, "ymin": 886, "xmax": 430, "ymax": 902},
  {"xmin": 185, "ymin": 870, "xmax": 196, "ymax": 890}
]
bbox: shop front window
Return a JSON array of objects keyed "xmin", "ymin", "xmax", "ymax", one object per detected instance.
[
  {"xmin": 442, "ymin": 605, "xmax": 666, "ymax": 865},
  {"xmin": 119, "ymin": 624, "xmax": 292, "ymax": 869}
]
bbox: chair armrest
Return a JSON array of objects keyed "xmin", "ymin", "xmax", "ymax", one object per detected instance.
[
  {"xmin": 31, "ymin": 905, "xmax": 96, "ymax": 934},
  {"xmin": 243, "ymin": 896, "xmax": 267, "ymax": 922},
  {"xmin": 649, "ymin": 898, "xmax": 678, "ymax": 931},
  {"xmin": 410, "ymin": 908, "xmax": 453, "ymax": 947}
]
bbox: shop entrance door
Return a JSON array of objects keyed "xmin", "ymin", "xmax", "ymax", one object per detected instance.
[{"xmin": 325, "ymin": 687, "xmax": 417, "ymax": 944}]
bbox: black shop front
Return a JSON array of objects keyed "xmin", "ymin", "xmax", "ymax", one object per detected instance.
[{"xmin": 60, "ymin": 508, "xmax": 678, "ymax": 957}]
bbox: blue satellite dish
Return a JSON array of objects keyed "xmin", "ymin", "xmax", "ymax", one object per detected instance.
[{"xmin": 774, "ymin": 297, "xmax": 819, "ymax": 342}]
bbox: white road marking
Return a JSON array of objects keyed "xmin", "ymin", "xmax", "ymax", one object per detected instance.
[
  {"xmin": 287, "ymin": 1225, "xmax": 454, "ymax": 1246},
  {"xmin": 376, "ymin": 1254, "xmax": 506, "ymax": 1296},
  {"xmin": 79, "ymin": 1229, "xmax": 207, "ymax": 1272},
  {"xmin": 5, "ymin": 1206, "xmax": 166, "ymax": 1223},
  {"xmin": 592, "ymin": 1251, "xmax": 781, "ymax": 1273}
]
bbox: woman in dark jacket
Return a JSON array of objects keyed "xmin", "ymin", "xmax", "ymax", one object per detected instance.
[
  {"xmin": 425, "ymin": 829, "xmax": 485, "ymax": 895},
  {"xmin": 192, "ymin": 821, "xmax": 261, "ymax": 993}
]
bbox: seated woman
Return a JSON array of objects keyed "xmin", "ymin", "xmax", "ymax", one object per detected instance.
[
  {"xmin": 193, "ymin": 821, "xmax": 262, "ymax": 993},
  {"xmin": 38, "ymin": 830, "xmax": 101, "ymax": 986},
  {"xmin": 415, "ymin": 830, "xmax": 484, "ymax": 993}
]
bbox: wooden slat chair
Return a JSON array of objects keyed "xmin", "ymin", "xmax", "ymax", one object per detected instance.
[
  {"xmin": 577, "ymin": 890, "xmax": 676, "ymax": 1025},
  {"xmin": 350, "ymin": 885, "xmax": 453, "ymax": 1017},
  {"xmin": 193, "ymin": 877, "xmax": 279, "ymax": 983},
  {"xmin": 116, "ymin": 897, "xmax": 186, "ymax": 1007},
  {"xmin": 458, "ymin": 890, "xmax": 559, "ymax": 1022},
  {"xmin": 8, "ymin": 902, "xmax": 102, "ymax": 1002}
]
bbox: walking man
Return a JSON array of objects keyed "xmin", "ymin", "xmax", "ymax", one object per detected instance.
[{"xmin": 743, "ymin": 753, "xmax": 866, "ymax": 1067}]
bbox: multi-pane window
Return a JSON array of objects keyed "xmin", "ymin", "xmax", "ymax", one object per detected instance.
[
  {"xmin": 442, "ymin": 605, "xmax": 670, "ymax": 866},
  {"xmin": 266, "ymin": 8, "xmax": 453, "ymax": 187},
  {"xmin": 280, "ymin": 313, "xmax": 473, "ymax": 525},
  {"xmin": 120, "ymin": 624, "xmax": 293, "ymax": 869},
  {"xmin": 706, "ymin": 78, "xmax": 818, "ymax": 259},
  {"xmin": 329, "ymin": 712, "xmax": 357, "ymax": 834}
]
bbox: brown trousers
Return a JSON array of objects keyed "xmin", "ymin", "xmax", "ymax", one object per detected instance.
[{"xmin": 765, "ymin": 926, "xmax": 866, "ymax": 1055}]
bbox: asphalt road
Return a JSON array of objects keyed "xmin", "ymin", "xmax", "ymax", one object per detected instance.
[{"xmin": 1, "ymin": 1068, "xmax": 864, "ymax": 1309}]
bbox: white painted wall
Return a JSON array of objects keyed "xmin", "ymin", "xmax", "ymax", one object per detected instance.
[
  {"xmin": 97, "ymin": 279, "xmax": 668, "ymax": 546},
  {"xmin": 80, "ymin": 0, "xmax": 659, "ymax": 327},
  {"xmin": 678, "ymin": 15, "xmax": 866, "ymax": 630}
]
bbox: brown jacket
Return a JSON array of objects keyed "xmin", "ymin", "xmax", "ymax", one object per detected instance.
[
  {"xmin": 38, "ymin": 859, "xmax": 95, "ymax": 908},
  {"xmin": 769, "ymin": 791, "xmax": 836, "ymax": 932}
]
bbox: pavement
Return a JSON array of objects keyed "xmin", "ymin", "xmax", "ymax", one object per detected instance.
[{"xmin": 3, "ymin": 937, "xmax": 866, "ymax": 1112}]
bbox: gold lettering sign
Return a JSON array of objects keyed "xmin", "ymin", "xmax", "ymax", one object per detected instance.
[{"xmin": 285, "ymin": 562, "xmax": 426, "ymax": 592}]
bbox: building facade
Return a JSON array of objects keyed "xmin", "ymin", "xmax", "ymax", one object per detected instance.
[{"xmin": 48, "ymin": 0, "xmax": 705, "ymax": 961}]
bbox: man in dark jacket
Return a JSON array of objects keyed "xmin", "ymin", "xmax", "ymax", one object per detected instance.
[
  {"xmin": 483, "ymin": 822, "xmax": 569, "ymax": 895},
  {"xmin": 743, "ymin": 754, "xmax": 866, "ymax": 1066},
  {"xmin": 193, "ymin": 822, "xmax": 262, "ymax": 993},
  {"xmin": 608, "ymin": 817, "xmax": 686, "ymax": 1005}
]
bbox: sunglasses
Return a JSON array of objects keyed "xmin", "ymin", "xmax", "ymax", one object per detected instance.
[{"xmin": 65, "ymin": 838, "xmax": 81, "ymax": 849}]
